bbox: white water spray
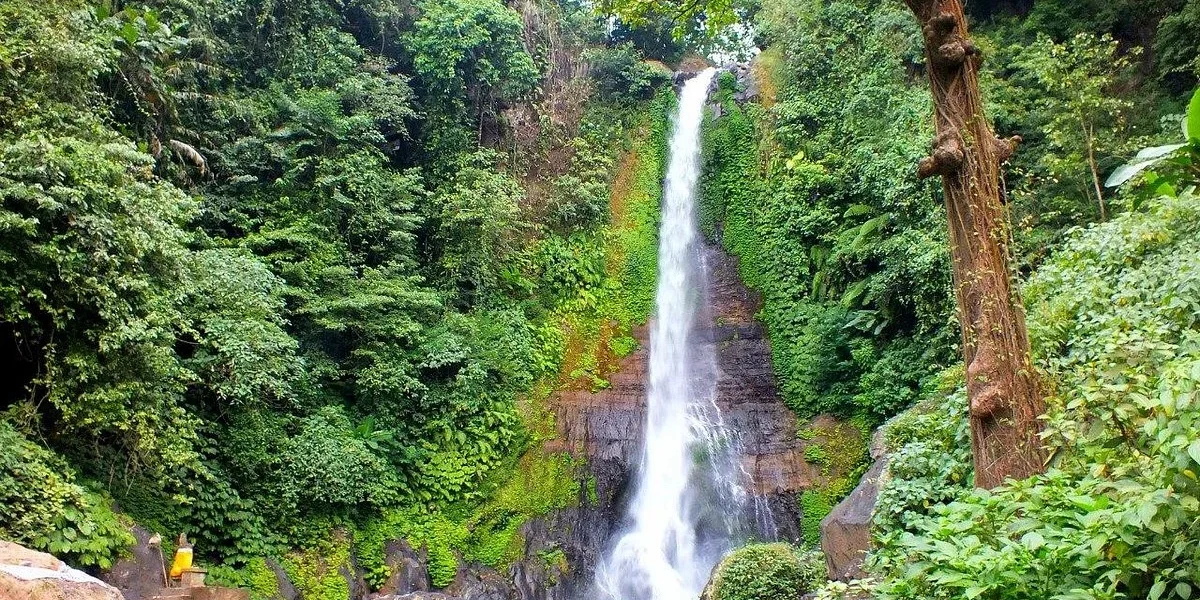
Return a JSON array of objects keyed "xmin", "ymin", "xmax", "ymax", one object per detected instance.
[{"xmin": 596, "ymin": 68, "xmax": 748, "ymax": 600}]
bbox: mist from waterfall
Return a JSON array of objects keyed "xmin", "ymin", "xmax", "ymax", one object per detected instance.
[{"xmin": 595, "ymin": 68, "xmax": 753, "ymax": 600}]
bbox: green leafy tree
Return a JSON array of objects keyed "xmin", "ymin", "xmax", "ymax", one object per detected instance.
[
  {"xmin": 406, "ymin": 0, "xmax": 539, "ymax": 156},
  {"xmin": 431, "ymin": 151, "xmax": 530, "ymax": 303},
  {"xmin": 1007, "ymin": 33, "xmax": 1137, "ymax": 221}
]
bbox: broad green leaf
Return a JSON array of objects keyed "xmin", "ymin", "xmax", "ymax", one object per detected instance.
[
  {"xmin": 843, "ymin": 204, "xmax": 873, "ymax": 218},
  {"xmin": 852, "ymin": 215, "xmax": 888, "ymax": 250},
  {"xmin": 1138, "ymin": 501, "xmax": 1158, "ymax": 525},
  {"xmin": 120, "ymin": 21, "xmax": 138, "ymax": 45},
  {"xmin": 1188, "ymin": 440, "xmax": 1200, "ymax": 466},
  {"xmin": 841, "ymin": 279, "xmax": 869, "ymax": 307},
  {"xmin": 1105, "ymin": 158, "xmax": 1171, "ymax": 188},
  {"xmin": 1150, "ymin": 580, "xmax": 1167, "ymax": 600},
  {"xmin": 1134, "ymin": 143, "xmax": 1188, "ymax": 160}
]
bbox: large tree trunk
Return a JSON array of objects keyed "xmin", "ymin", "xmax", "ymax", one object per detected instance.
[{"xmin": 904, "ymin": 0, "xmax": 1046, "ymax": 488}]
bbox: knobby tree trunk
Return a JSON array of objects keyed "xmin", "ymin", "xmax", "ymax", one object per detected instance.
[{"xmin": 903, "ymin": 0, "xmax": 1047, "ymax": 489}]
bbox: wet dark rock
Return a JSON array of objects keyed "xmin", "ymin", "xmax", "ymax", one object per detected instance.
[
  {"xmin": 728, "ymin": 63, "xmax": 759, "ymax": 103},
  {"xmin": 444, "ymin": 565, "xmax": 512, "ymax": 600},
  {"xmin": 703, "ymin": 63, "xmax": 760, "ymax": 118},
  {"xmin": 819, "ymin": 457, "xmax": 888, "ymax": 581},
  {"xmin": 375, "ymin": 540, "xmax": 428, "ymax": 597},
  {"xmin": 101, "ymin": 525, "xmax": 163, "ymax": 600},
  {"xmin": 380, "ymin": 593, "xmax": 454, "ymax": 600},
  {"xmin": 513, "ymin": 320, "xmax": 646, "ymax": 600},
  {"xmin": 702, "ymin": 244, "xmax": 817, "ymax": 543},
  {"xmin": 265, "ymin": 559, "xmax": 298, "ymax": 600},
  {"xmin": 341, "ymin": 551, "xmax": 371, "ymax": 600}
]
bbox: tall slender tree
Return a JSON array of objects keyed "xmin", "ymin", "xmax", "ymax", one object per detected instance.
[{"xmin": 902, "ymin": 0, "xmax": 1046, "ymax": 488}]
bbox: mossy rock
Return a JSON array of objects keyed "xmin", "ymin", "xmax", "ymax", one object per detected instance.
[{"xmin": 703, "ymin": 543, "xmax": 826, "ymax": 600}]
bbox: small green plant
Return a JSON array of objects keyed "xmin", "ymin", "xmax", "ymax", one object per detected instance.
[
  {"xmin": 799, "ymin": 491, "xmax": 833, "ymax": 547},
  {"xmin": 281, "ymin": 530, "xmax": 353, "ymax": 600},
  {"xmin": 804, "ymin": 444, "xmax": 830, "ymax": 466},
  {"xmin": 206, "ymin": 557, "xmax": 280, "ymax": 600},
  {"xmin": 537, "ymin": 548, "xmax": 569, "ymax": 585},
  {"xmin": 608, "ymin": 335, "xmax": 638, "ymax": 357}
]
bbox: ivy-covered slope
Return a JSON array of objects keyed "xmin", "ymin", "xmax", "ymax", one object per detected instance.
[{"xmin": 871, "ymin": 189, "xmax": 1200, "ymax": 600}]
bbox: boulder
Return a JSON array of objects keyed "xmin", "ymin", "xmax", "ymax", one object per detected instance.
[
  {"xmin": 818, "ymin": 457, "xmax": 887, "ymax": 581},
  {"xmin": 101, "ymin": 525, "xmax": 163, "ymax": 600},
  {"xmin": 374, "ymin": 540, "xmax": 428, "ymax": 597},
  {"xmin": 378, "ymin": 593, "xmax": 454, "ymax": 600},
  {"xmin": 0, "ymin": 540, "xmax": 125, "ymax": 600},
  {"xmin": 443, "ymin": 565, "xmax": 511, "ymax": 600},
  {"xmin": 339, "ymin": 554, "xmax": 371, "ymax": 600}
]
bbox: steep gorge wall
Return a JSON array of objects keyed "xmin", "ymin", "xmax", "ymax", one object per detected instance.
[
  {"xmin": 501, "ymin": 69, "xmax": 870, "ymax": 600},
  {"xmin": 507, "ymin": 239, "xmax": 827, "ymax": 600},
  {"xmin": 94, "ymin": 73, "xmax": 862, "ymax": 600}
]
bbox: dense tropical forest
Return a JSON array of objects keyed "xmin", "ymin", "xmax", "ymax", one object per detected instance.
[
  {"xmin": 1, "ymin": 0, "xmax": 681, "ymax": 586},
  {"xmin": 1, "ymin": 0, "xmax": 1199, "ymax": 598}
]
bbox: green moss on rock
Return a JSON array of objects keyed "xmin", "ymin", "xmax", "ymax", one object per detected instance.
[
  {"xmin": 207, "ymin": 557, "xmax": 280, "ymax": 600},
  {"xmin": 282, "ymin": 530, "xmax": 352, "ymax": 600},
  {"xmin": 796, "ymin": 417, "xmax": 872, "ymax": 546},
  {"xmin": 463, "ymin": 451, "xmax": 585, "ymax": 570}
]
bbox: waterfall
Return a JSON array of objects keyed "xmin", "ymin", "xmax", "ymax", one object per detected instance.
[{"xmin": 596, "ymin": 67, "xmax": 749, "ymax": 600}]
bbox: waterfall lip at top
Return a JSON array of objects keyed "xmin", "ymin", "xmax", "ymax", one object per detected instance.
[{"xmin": 595, "ymin": 67, "xmax": 751, "ymax": 600}]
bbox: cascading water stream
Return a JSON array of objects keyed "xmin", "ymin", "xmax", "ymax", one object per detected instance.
[{"xmin": 596, "ymin": 67, "xmax": 751, "ymax": 600}]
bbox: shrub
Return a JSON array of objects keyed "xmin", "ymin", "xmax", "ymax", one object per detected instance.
[
  {"xmin": 870, "ymin": 194, "xmax": 1200, "ymax": 599},
  {"xmin": 709, "ymin": 543, "xmax": 826, "ymax": 600},
  {"xmin": 206, "ymin": 557, "xmax": 280, "ymax": 600},
  {"xmin": 585, "ymin": 44, "xmax": 671, "ymax": 103},
  {"xmin": 278, "ymin": 407, "xmax": 399, "ymax": 509},
  {"xmin": 0, "ymin": 421, "xmax": 132, "ymax": 568}
]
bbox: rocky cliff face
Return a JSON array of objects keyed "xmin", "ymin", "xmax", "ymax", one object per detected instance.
[
  {"xmin": 700, "ymin": 244, "xmax": 819, "ymax": 542},
  {"xmin": 505, "ymin": 242, "xmax": 818, "ymax": 600}
]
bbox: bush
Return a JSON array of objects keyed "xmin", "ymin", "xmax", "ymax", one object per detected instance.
[
  {"xmin": 708, "ymin": 543, "xmax": 826, "ymax": 600},
  {"xmin": 0, "ymin": 421, "xmax": 132, "ymax": 568},
  {"xmin": 871, "ymin": 194, "xmax": 1200, "ymax": 599},
  {"xmin": 871, "ymin": 392, "xmax": 972, "ymax": 535},
  {"xmin": 585, "ymin": 44, "xmax": 671, "ymax": 103},
  {"xmin": 278, "ymin": 407, "xmax": 399, "ymax": 509},
  {"xmin": 206, "ymin": 557, "xmax": 280, "ymax": 600}
]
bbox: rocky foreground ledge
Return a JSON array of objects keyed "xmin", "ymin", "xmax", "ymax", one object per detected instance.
[
  {"xmin": 0, "ymin": 540, "xmax": 248, "ymax": 600},
  {"xmin": 1, "ymin": 540, "xmax": 124, "ymax": 600}
]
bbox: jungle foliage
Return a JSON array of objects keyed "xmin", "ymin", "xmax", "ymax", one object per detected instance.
[
  {"xmin": 0, "ymin": 0, "xmax": 677, "ymax": 582},
  {"xmin": 697, "ymin": 0, "xmax": 1200, "ymax": 586},
  {"xmin": 703, "ymin": 0, "xmax": 1198, "ymax": 598},
  {"xmin": 871, "ymin": 186, "xmax": 1200, "ymax": 600},
  {"xmin": 5, "ymin": 0, "xmax": 1200, "ymax": 597}
]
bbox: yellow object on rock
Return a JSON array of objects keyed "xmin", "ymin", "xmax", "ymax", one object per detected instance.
[{"xmin": 169, "ymin": 546, "xmax": 193, "ymax": 579}]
